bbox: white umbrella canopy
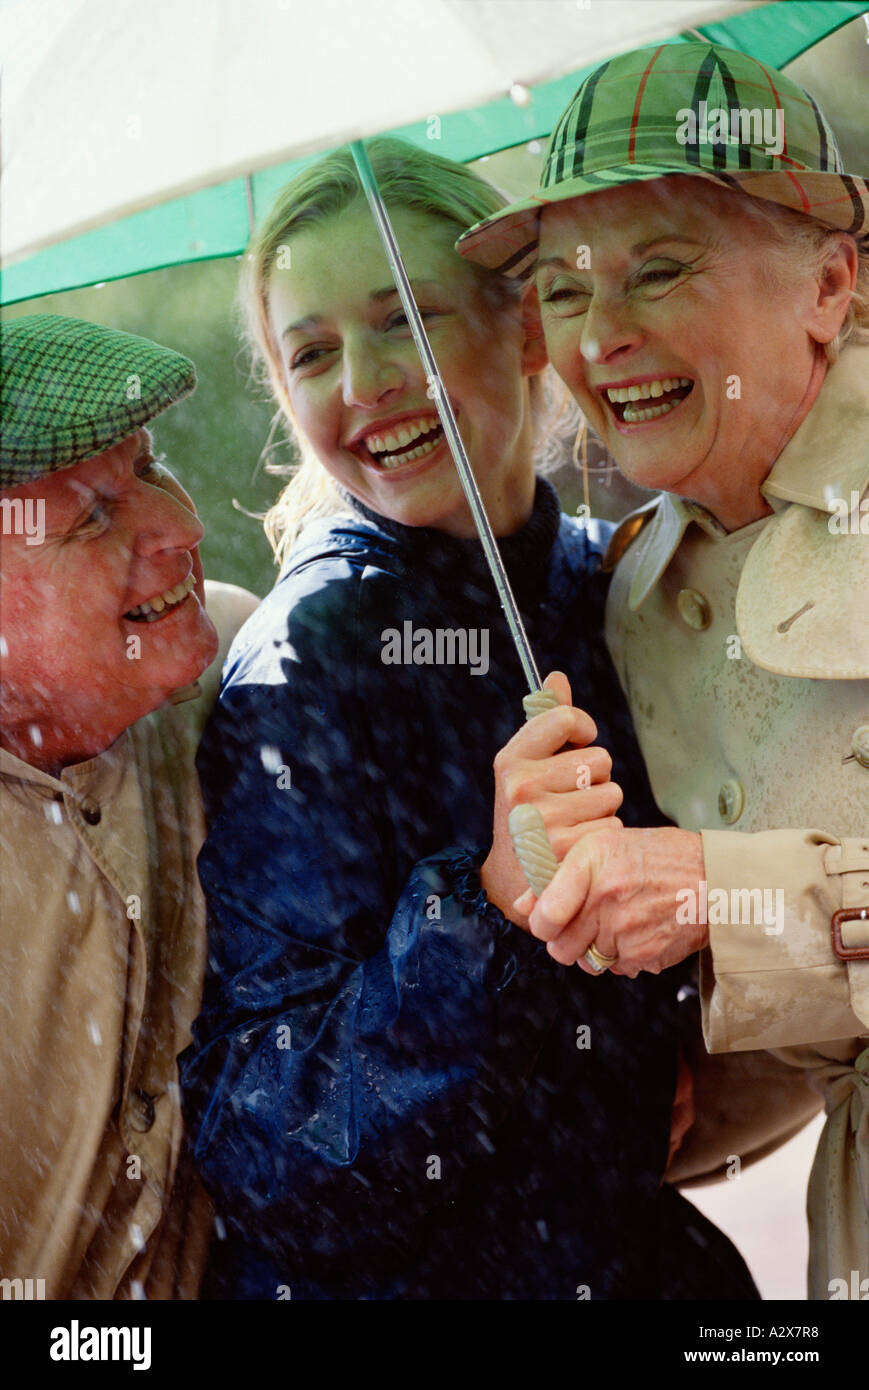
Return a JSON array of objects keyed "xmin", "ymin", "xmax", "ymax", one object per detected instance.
[{"xmin": 1, "ymin": 0, "xmax": 762, "ymax": 263}]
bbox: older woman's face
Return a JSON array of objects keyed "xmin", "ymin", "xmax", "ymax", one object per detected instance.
[{"xmin": 537, "ymin": 178, "xmax": 826, "ymax": 524}]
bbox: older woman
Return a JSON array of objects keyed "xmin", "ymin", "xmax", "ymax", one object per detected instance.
[{"xmin": 458, "ymin": 41, "xmax": 869, "ymax": 1300}]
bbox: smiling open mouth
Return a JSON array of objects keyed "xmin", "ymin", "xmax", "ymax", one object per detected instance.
[
  {"xmin": 124, "ymin": 573, "xmax": 195, "ymax": 623},
  {"xmin": 605, "ymin": 377, "xmax": 694, "ymax": 424},
  {"xmin": 361, "ymin": 415, "xmax": 445, "ymax": 469}
]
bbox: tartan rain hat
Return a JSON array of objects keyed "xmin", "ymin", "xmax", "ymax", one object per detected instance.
[
  {"xmin": 457, "ymin": 41, "xmax": 869, "ymax": 277},
  {"xmin": 0, "ymin": 314, "xmax": 197, "ymax": 488}
]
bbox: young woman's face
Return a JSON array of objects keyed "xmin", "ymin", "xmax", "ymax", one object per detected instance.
[{"xmin": 266, "ymin": 203, "xmax": 543, "ymax": 536}]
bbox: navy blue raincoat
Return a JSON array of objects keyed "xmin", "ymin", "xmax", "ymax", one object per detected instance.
[{"xmin": 181, "ymin": 480, "xmax": 757, "ymax": 1301}]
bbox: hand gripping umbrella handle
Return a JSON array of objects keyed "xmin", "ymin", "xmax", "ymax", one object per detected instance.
[{"xmin": 508, "ymin": 689, "xmax": 561, "ymax": 897}]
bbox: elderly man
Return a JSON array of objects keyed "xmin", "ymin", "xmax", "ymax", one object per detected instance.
[
  {"xmin": 458, "ymin": 42, "xmax": 868, "ymax": 1298},
  {"xmin": 0, "ymin": 313, "xmax": 257, "ymax": 1299}
]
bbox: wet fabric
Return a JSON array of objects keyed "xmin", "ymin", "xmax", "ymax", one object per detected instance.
[
  {"xmin": 604, "ymin": 342, "xmax": 869, "ymax": 1297},
  {"xmin": 0, "ymin": 582, "xmax": 254, "ymax": 1297},
  {"xmin": 181, "ymin": 479, "xmax": 758, "ymax": 1300}
]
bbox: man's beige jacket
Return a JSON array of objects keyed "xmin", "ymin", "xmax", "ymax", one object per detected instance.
[
  {"xmin": 605, "ymin": 342, "xmax": 869, "ymax": 1300},
  {"xmin": 0, "ymin": 581, "xmax": 257, "ymax": 1299}
]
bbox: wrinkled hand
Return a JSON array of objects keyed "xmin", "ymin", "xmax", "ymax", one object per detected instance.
[
  {"xmin": 481, "ymin": 671, "xmax": 623, "ymax": 927},
  {"xmin": 515, "ymin": 825, "xmax": 709, "ymax": 974}
]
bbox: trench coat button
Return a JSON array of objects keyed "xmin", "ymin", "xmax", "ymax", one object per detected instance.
[
  {"xmin": 80, "ymin": 797, "xmax": 101, "ymax": 826},
  {"xmin": 718, "ymin": 779, "xmax": 744, "ymax": 824},
  {"xmin": 851, "ymin": 726, "xmax": 869, "ymax": 769},
  {"xmin": 677, "ymin": 588, "xmax": 711, "ymax": 630},
  {"xmin": 128, "ymin": 1088, "xmax": 156, "ymax": 1133}
]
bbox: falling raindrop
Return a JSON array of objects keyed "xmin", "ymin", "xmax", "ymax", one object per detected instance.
[
  {"xmin": 67, "ymin": 890, "xmax": 81, "ymax": 914},
  {"xmin": 87, "ymin": 1017, "xmax": 102, "ymax": 1046},
  {"xmin": 259, "ymin": 744, "xmax": 283, "ymax": 774}
]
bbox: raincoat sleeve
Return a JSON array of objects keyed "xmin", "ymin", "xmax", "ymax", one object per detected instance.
[
  {"xmin": 666, "ymin": 988, "xmax": 822, "ymax": 1185},
  {"xmin": 180, "ymin": 593, "xmax": 558, "ymax": 1263},
  {"xmin": 698, "ymin": 828, "xmax": 869, "ymax": 1051}
]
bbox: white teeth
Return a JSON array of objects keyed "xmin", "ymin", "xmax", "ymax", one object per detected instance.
[
  {"xmin": 375, "ymin": 433, "xmax": 442, "ymax": 469},
  {"xmin": 622, "ymin": 400, "xmax": 679, "ymax": 423},
  {"xmin": 125, "ymin": 572, "xmax": 195, "ymax": 620},
  {"xmin": 363, "ymin": 415, "xmax": 438, "ymax": 456},
  {"xmin": 606, "ymin": 376, "xmax": 692, "ymax": 404}
]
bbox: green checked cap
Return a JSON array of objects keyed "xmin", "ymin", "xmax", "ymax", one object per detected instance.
[
  {"xmin": 0, "ymin": 314, "xmax": 197, "ymax": 488},
  {"xmin": 457, "ymin": 40, "xmax": 869, "ymax": 277}
]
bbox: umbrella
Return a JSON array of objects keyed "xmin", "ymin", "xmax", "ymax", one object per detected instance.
[
  {"xmin": 3, "ymin": 0, "xmax": 866, "ymax": 899},
  {"xmin": 2, "ymin": 1, "xmax": 866, "ymax": 301}
]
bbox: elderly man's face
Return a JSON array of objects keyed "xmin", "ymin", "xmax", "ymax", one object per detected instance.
[
  {"xmin": 0, "ymin": 430, "xmax": 218, "ymax": 766},
  {"xmin": 536, "ymin": 177, "xmax": 833, "ymax": 528}
]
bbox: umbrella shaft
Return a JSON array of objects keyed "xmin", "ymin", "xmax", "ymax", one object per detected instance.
[{"xmin": 350, "ymin": 140, "xmax": 542, "ymax": 696}]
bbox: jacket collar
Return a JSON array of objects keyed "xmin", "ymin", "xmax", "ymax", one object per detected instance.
[
  {"xmin": 0, "ymin": 731, "xmax": 131, "ymax": 801},
  {"xmin": 761, "ymin": 342, "xmax": 869, "ymax": 514},
  {"xmin": 626, "ymin": 341, "xmax": 869, "ymax": 611},
  {"xmin": 285, "ymin": 477, "xmax": 565, "ymax": 607}
]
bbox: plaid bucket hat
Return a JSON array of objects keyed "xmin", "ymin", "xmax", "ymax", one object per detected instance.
[
  {"xmin": 457, "ymin": 40, "xmax": 869, "ymax": 277},
  {"xmin": 0, "ymin": 314, "xmax": 197, "ymax": 488}
]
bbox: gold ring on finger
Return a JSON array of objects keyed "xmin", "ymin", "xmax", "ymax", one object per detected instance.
[{"xmin": 585, "ymin": 942, "xmax": 618, "ymax": 973}]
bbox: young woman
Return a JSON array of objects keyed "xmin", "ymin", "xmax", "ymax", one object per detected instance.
[{"xmin": 180, "ymin": 138, "xmax": 758, "ymax": 1300}]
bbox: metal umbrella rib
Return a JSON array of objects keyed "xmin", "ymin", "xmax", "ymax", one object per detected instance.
[{"xmin": 351, "ymin": 139, "xmax": 544, "ymax": 696}]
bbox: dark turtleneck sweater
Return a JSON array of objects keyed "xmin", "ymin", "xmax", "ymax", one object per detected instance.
[
  {"xmin": 335, "ymin": 474, "xmax": 563, "ymax": 604},
  {"xmin": 182, "ymin": 478, "xmax": 758, "ymax": 1302}
]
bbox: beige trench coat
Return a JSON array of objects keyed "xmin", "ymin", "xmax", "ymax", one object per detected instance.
[
  {"xmin": 604, "ymin": 342, "xmax": 869, "ymax": 1300},
  {"xmin": 0, "ymin": 580, "xmax": 257, "ymax": 1300}
]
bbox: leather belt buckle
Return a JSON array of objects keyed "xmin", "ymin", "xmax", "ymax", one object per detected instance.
[{"xmin": 831, "ymin": 908, "xmax": 869, "ymax": 961}]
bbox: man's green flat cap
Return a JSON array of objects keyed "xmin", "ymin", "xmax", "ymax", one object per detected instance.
[{"xmin": 0, "ymin": 314, "xmax": 196, "ymax": 488}]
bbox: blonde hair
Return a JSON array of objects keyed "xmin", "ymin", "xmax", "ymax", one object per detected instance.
[{"xmin": 241, "ymin": 137, "xmax": 547, "ymax": 567}]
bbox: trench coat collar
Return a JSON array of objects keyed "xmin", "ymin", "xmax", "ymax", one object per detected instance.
[
  {"xmin": 623, "ymin": 343, "xmax": 869, "ymax": 648},
  {"xmin": 761, "ymin": 342, "xmax": 869, "ymax": 514}
]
